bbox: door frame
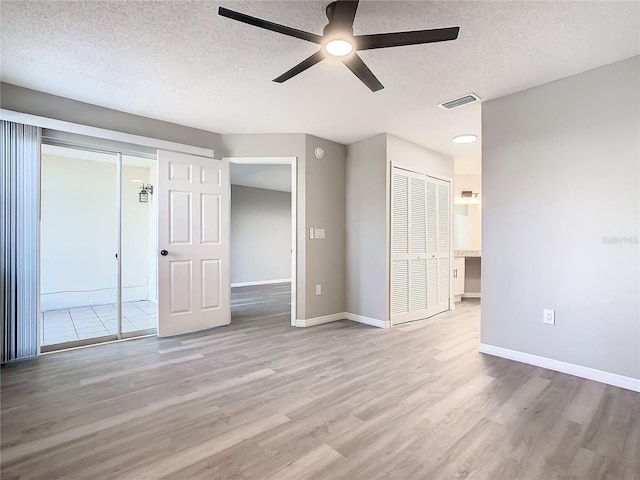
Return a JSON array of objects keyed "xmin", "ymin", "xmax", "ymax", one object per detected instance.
[
  {"xmin": 388, "ymin": 162, "xmax": 454, "ymax": 327},
  {"xmin": 224, "ymin": 156, "xmax": 297, "ymax": 327}
]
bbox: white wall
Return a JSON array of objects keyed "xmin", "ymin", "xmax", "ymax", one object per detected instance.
[
  {"xmin": 482, "ymin": 56, "xmax": 639, "ymax": 381},
  {"xmin": 231, "ymin": 185, "xmax": 291, "ymax": 285},
  {"xmin": 41, "ymin": 155, "xmax": 155, "ymax": 310}
]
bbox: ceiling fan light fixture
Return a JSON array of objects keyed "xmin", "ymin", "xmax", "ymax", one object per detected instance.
[
  {"xmin": 218, "ymin": 1, "xmax": 461, "ymax": 92},
  {"xmin": 325, "ymin": 38, "xmax": 353, "ymax": 57},
  {"xmin": 452, "ymin": 134, "xmax": 478, "ymax": 144}
]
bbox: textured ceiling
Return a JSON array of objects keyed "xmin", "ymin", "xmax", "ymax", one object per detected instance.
[
  {"xmin": 2, "ymin": 1, "xmax": 639, "ymax": 166},
  {"xmin": 230, "ymin": 164, "xmax": 292, "ymax": 192}
]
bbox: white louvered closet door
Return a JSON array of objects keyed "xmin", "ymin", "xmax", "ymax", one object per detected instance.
[{"xmin": 391, "ymin": 167, "xmax": 450, "ymax": 325}]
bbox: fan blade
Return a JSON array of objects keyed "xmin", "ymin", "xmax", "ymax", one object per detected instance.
[
  {"xmin": 342, "ymin": 53, "xmax": 384, "ymax": 92},
  {"xmin": 219, "ymin": 7, "xmax": 322, "ymax": 44},
  {"xmin": 332, "ymin": 1, "xmax": 359, "ymax": 29},
  {"xmin": 273, "ymin": 51, "xmax": 325, "ymax": 83},
  {"xmin": 355, "ymin": 27, "xmax": 459, "ymax": 50}
]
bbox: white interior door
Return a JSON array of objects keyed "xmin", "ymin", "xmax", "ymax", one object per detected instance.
[
  {"xmin": 391, "ymin": 167, "xmax": 450, "ymax": 325},
  {"xmin": 157, "ymin": 150, "xmax": 229, "ymax": 336}
]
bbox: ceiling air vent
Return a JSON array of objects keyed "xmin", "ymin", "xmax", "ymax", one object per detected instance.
[{"xmin": 437, "ymin": 93, "xmax": 481, "ymax": 110}]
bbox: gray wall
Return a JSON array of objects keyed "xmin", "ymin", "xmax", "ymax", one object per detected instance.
[
  {"xmin": 231, "ymin": 185, "xmax": 291, "ymax": 284},
  {"xmin": 346, "ymin": 134, "xmax": 388, "ymax": 320},
  {"xmin": 4, "ymin": 84, "xmax": 350, "ymax": 322},
  {"xmin": 345, "ymin": 133, "xmax": 454, "ymax": 322},
  {"xmin": 220, "ymin": 133, "xmax": 305, "ymax": 159},
  {"xmin": 304, "ymin": 135, "xmax": 347, "ymax": 319},
  {"xmin": 221, "ymin": 133, "xmax": 347, "ymax": 320},
  {"xmin": 220, "ymin": 133, "xmax": 308, "ymax": 317},
  {"xmin": 482, "ymin": 56, "xmax": 640, "ymax": 379},
  {"xmin": 1, "ymin": 83, "xmax": 222, "ymax": 151}
]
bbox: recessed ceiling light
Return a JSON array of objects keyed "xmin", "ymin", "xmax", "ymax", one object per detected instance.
[
  {"xmin": 325, "ymin": 39, "xmax": 353, "ymax": 57},
  {"xmin": 452, "ymin": 134, "xmax": 477, "ymax": 144}
]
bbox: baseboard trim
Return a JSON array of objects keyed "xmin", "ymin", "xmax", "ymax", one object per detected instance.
[
  {"xmin": 231, "ymin": 279, "xmax": 291, "ymax": 288},
  {"xmin": 295, "ymin": 312, "xmax": 390, "ymax": 329},
  {"xmin": 344, "ymin": 312, "xmax": 390, "ymax": 329},
  {"xmin": 478, "ymin": 343, "xmax": 640, "ymax": 392},
  {"xmin": 462, "ymin": 293, "xmax": 481, "ymax": 299},
  {"xmin": 295, "ymin": 312, "xmax": 346, "ymax": 328}
]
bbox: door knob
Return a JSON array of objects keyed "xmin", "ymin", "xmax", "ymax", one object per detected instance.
[{"xmin": 160, "ymin": 250, "xmax": 168, "ymax": 256}]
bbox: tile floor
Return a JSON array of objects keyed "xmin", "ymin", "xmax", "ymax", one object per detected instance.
[{"xmin": 41, "ymin": 300, "xmax": 157, "ymax": 346}]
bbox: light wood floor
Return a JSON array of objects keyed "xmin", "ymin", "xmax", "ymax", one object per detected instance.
[{"xmin": 1, "ymin": 285, "xmax": 638, "ymax": 479}]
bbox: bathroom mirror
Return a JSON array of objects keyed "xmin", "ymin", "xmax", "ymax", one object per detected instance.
[{"xmin": 454, "ymin": 204, "xmax": 481, "ymax": 250}]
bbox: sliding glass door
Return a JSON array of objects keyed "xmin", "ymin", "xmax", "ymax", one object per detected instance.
[
  {"xmin": 40, "ymin": 145, "xmax": 118, "ymax": 348},
  {"xmin": 121, "ymin": 157, "xmax": 158, "ymax": 335},
  {"xmin": 40, "ymin": 144, "xmax": 157, "ymax": 351}
]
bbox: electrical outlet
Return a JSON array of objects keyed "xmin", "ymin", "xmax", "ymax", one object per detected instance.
[
  {"xmin": 315, "ymin": 284, "xmax": 322, "ymax": 295},
  {"xmin": 543, "ymin": 309, "xmax": 555, "ymax": 325}
]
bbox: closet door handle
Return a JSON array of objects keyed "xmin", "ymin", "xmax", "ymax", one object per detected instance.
[{"xmin": 160, "ymin": 250, "xmax": 168, "ymax": 256}]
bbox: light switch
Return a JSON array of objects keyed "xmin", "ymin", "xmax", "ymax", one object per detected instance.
[
  {"xmin": 315, "ymin": 228, "xmax": 325, "ymax": 239},
  {"xmin": 309, "ymin": 227, "xmax": 314, "ymax": 240}
]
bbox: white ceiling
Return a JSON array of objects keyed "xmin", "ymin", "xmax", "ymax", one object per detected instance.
[
  {"xmin": 2, "ymin": 1, "xmax": 639, "ymax": 170},
  {"xmin": 230, "ymin": 164, "xmax": 292, "ymax": 192}
]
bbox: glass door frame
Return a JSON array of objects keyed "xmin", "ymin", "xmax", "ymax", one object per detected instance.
[
  {"xmin": 116, "ymin": 152, "xmax": 123, "ymax": 341},
  {"xmin": 39, "ymin": 139, "xmax": 157, "ymax": 353}
]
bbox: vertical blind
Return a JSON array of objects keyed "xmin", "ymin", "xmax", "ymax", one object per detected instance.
[{"xmin": 1, "ymin": 120, "xmax": 40, "ymax": 362}]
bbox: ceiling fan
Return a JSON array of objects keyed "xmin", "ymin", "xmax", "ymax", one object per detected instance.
[{"xmin": 218, "ymin": 1, "xmax": 460, "ymax": 92}]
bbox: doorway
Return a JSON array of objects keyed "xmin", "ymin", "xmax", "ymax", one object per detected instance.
[
  {"xmin": 39, "ymin": 144, "xmax": 158, "ymax": 351},
  {"xmin": 226, "ymin": 157, "xmax": 297, "ymax": 327}
]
